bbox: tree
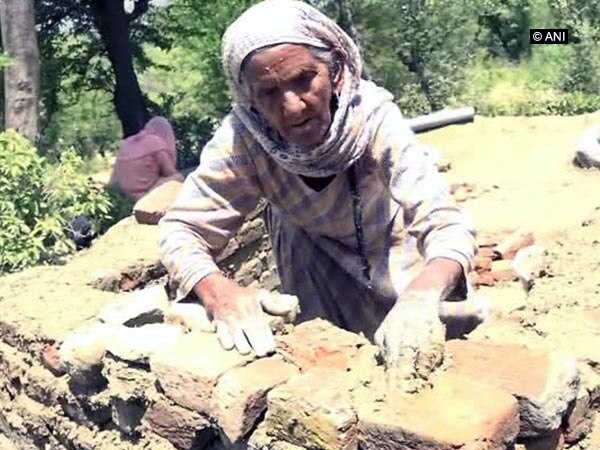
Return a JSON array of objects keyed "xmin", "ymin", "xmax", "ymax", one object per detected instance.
[
  {"xmin": 0, "ymin": 0, "xmax": 40, "ymax": 141},
  {"xmin": 353, "ymin": 0, "xmax": 480, "ymax": 114},
  {"xmin": 89, "ymin": 0, "xmax": 151, "ymax": 137},
  {"xmin": 35, "ymin": 0, "xmax": 161, "ymax": 141}
]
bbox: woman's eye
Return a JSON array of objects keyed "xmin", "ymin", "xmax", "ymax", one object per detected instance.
[
  {"xmin": 296, "ymin": 73, "xmax": 314, "ymax": 87},
  {"xmin": 260, "ymin": 87, "xmax": 277, "ymax": 98}
]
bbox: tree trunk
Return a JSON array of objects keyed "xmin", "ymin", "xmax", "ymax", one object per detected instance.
[
  {"xmin": 89, "ymin": 0, "xmax": 149, "ymax": 138},
  {"xmin": 0, "ymin": 0, "xmax": 40, "ymax": 142},
  {"xmin": 335, "ymin": 0, "xmax": 371, "ymax": 80}
]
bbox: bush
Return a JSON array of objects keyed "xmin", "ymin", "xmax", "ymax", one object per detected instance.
[
  {"xmin": 0, "ymin": 130, "xmax": 117, "ymax": 273},
  {"xmin": 353, "ymin": 0, "xmax": 481, "ymax": 115}
]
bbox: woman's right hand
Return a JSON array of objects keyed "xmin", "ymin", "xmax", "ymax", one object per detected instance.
[{"xmin": 194, "ymin": 273, "xmax": 276, "ymax": 357}]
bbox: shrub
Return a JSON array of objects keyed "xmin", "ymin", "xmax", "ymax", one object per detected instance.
[{"xmin": 0, "ymin": 130, "xmax": 116, "ymax": 273}]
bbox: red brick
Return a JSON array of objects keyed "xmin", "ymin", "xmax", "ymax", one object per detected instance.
[
  {"xmin": 358, "ymin": 373, "xmax": 519, "ymax": 450},
  {"xmin": 446, "ymin": 340, "xmax": 579, "ymax": 438},
  {"xmin": 41, "ymin": 343, "xmax": 65, "ymax": 377},
  {"xmin": 212, "ymin": 356, "xmax": 299, "ymax": 443},
  {"xmin": 144, "ymin": 395, "xmax": 213, "ymax": 450},
  {"xmin": 495, "ymin": 229, "xmax": 535, "ymax": 260},
  {"xmin": 275, "ymin": 319, "xmax": 368, "ymax": 372},
  {"xmin": 134, "ymin": 180, "xmax": 183, "ymax": 225}
]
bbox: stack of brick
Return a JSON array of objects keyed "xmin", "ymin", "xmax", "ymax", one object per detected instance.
[
  {"xmin": 42, "ymin": 285, "xmax": 596, "ymax": 450},
  {"xmin": 471, "ymin": 228, "xmax": 540, "ymax": 288}
]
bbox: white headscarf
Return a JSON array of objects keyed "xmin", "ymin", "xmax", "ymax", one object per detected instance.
[{"xmin": 222, "ymin": 0, "xmax": 394, "ymax": 177}]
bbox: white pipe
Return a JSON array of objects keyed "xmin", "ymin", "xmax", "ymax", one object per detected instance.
[{"xmin": 407, "ymin": 106, "xmax": 475, "ymax": 133}]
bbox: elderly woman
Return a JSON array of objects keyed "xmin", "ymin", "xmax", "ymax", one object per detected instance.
[
  {"xmin": 159, "ymin": 0, "xmax": 481, "ymax": 370},
  {"xmin": 110, "ymin": 116, "xmax": 183, "ymax": 201}
]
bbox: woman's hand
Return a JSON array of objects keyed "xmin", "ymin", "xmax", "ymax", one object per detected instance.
[
  {"xmin": 373, "ymin": 258, "xmax": 463, "ymax": 392},
  {"xmin": 374, "ymin": 289, "xmax": 445, "ymax": 392},
  {"xmin": 194, "ymin": 273, "xmax": 276, "ymax": 357}
]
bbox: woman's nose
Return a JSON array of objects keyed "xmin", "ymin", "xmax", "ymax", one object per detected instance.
[{"xmin": 281, "ymin": 90, "xmax": 305, "ymax": 118}]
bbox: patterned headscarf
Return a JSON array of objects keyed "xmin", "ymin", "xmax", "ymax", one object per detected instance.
[{"xmin": 222, "ymin": 0, "xmax": 394, "ymax": 177}]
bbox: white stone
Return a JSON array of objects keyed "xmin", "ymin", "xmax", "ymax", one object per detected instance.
[
  {"xmin": 59, "ymin": 322, "xmax": 111, "ymax": 371},
  {"xmin": 98, "ymin": 285, "xmax": 169, "ymax": 326},
  {"xmin": 104, "ymin": 324, "xmax": 184, "ymax": 363}
]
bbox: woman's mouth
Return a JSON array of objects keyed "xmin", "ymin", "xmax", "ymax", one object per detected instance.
[{"xmin": 292, "ymin": 118, "xmax": 313, "ymax": 128}]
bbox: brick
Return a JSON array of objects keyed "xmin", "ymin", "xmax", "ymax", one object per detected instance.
[
  {"xmin": 262, "ymin": 367, "xmax": 358, "ymax": 450},
  {"xmin": 133, "ymin": 180, "xmax": 183, "ymax": 225},
  {"xmin": 98, "ymin": 285, "xmax": 169, "ymax": 327},
  {"xmin": 446, "ymin": 340, "xmax": 579, "ymax": 438},
  {"xmin": 150, "ymin": 332, "xmax": 251, "ymax": 415},
  {"xmin": 495, "ymin": 229, "xmax": 535, "ymax": 260},
  {"xmin": 40, "ymin": 343, "xmax": 65, "ymax": 377},
  {"xmin": 358, "ymin": 373, "xmax": 519, "ymax": 450},
  {"xmin": 248, "ymin": 423, "xmax": 307, "ymax": 450},
  {"xmin": 275, "ymin": 319, "xmax": 368, "ymax": 372},
  {"xmin": 212, "ymin": 356, "xmax": 299, "ymax": 443},
  {"xmin": 144, "ymin": 395, "xmax": 214, "ymax": 450}
]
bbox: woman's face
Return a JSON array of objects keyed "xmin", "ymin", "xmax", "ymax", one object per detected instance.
[{"xmin": 245, "ymin": 44, "xmax": 341, "ymax": 147}]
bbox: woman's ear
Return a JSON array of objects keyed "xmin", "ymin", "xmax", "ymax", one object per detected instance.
[{"xmin": 331, "ymin": 48, "xmax": 346, "ymax": 91}]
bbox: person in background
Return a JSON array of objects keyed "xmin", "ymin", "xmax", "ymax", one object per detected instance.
[{"xmin": 109, "ymin": 116, "xmax": 184, "ymax": 201}]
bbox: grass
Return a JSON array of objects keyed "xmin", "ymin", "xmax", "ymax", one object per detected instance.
[{"xmin": 456, "ymin": 46, "xmax": 600, "ymax": 116}]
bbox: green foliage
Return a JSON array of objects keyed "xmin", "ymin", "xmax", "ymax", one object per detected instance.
[
  {"xmin": 353, "ymin": 0, "xmax": 481, "ymax": 114},
  {"xmin": 38, "ymin": 89, "xmax": 121, "ymax": 160},
  {"xmin": 0, "ymin": 53, "xmax": 11, "ymax": 68},
  {"xmin": 141, "ymin": 0, "xmax": 259, "ymax": 168},
  {"xmin": 478, "ymin": 0, "xmax": 532, "ymax": 61},
  {"xmin": 0, "ymin": 130, "xmax": 121, "ymax": 273},
  {"xmin": 34, "ymin": 0, "xmax": 167, "ymax": 158}
]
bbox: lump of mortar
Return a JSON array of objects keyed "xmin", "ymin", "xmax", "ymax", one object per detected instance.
[
  {"xmin": 259, "ymin": 291, "xmax": 300, "ymax": 323},
  {"xmin": 59, "ymin": 321, "xmax": 112, "ymax": 389},
  {"xmin": 512, "ymin": 245, "xmax": 549, "ymax": 292},
  {"xmin": 164, "ymin": 302, "xmax": 216, "ymax": 333}
]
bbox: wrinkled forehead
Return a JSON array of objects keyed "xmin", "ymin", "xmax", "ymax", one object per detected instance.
[
  {"xmin": 242, "ymin": 44, "xmax": 323, "ymax": 85},
  {"xmin": 222, "ymin": 1, "xmax": 330, "ymax": 98}
]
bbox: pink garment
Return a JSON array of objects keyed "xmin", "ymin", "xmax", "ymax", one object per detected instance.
[{"xmin": 110, "ymin": 117, "xmax": 177, "ymax": 200}]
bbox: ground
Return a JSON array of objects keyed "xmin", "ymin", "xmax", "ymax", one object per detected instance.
[{"xmin": 421, "ymin": 113, "xmax": 599, "ymax": 325}]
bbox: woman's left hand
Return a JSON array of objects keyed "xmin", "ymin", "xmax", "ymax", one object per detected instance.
[
  {"xmin": 373, "ymin": 258, "xmax": 463, "ymax": 392},
  {"xmin": 374, "ymin": 289, "xmax": 445, "ymax": 392}
]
